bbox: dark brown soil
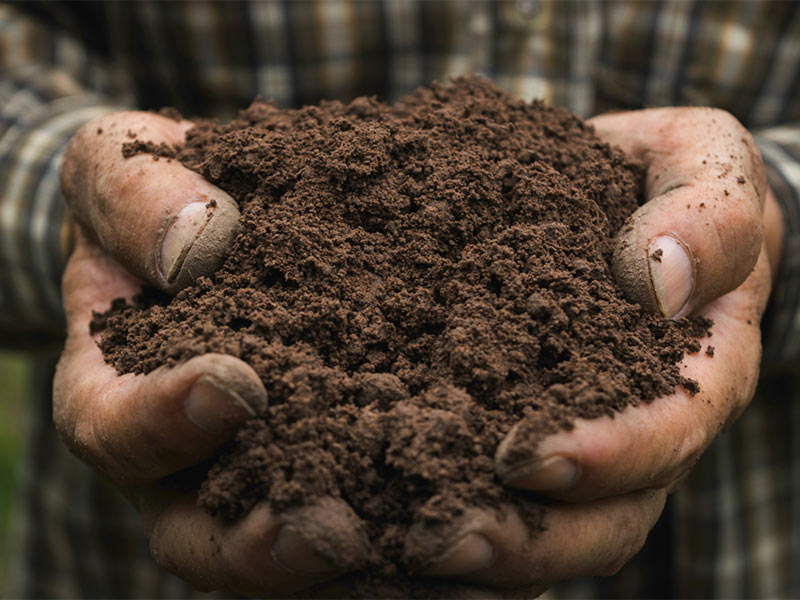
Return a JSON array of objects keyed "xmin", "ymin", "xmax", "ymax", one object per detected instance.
[{"xmin": 92, "ymin": 77, "xmax": 710, "ymax": 596}]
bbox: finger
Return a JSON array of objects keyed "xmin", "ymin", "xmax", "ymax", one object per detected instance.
[
  {"xmin": 590, "ymin": 108, "xmax": 765, "ymax": 317},
  {"xmin": 495, "ymin": 245, "xmax": 771, "ymax": 501},
  {"xmin": 55, "ymin": 235, "xmax": 266, "ymax": 485},
  {"xmin": 408, "ymin": 491, "xmax": 665, "ymax": 588},
  {"xmin": 60, "ymin": 110, "xmax": 239, "ymax": 293},
  {"xmin": 141, "ymin": 494, "xmax": 369, "ymax": 597},
  {"xmin": 58, "ymin": 352, "xmax": 267, "ymax": 485}
]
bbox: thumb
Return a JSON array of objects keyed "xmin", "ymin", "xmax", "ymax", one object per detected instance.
[
  {"xmin": 60, "ymin": 110, "xmax": 239, "ymax": 293},
  {"xmin": 590, "ymin": 108, "xmax": 765, "ymax": 317}
]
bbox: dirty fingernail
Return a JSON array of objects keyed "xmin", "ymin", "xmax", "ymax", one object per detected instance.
[
  {"xmin": 422, "ymin": 533, "xmax": 495, "ymax": 577},
  {"xmin": 648, "ymin": 235, "xmax": 694, "ymax": 319},
  {"xmin": 158, "ymin": 195, "xmax": 239, "ymax": 292},
  {"xmin": 272, "ymin": 525, "xmax": 339, "ymax": 576},
  {"xmin": 185, "ymin": 376, "xmax": 255, "ymax": 436},
  {"xmin": 501, "ymin": 455, "xmax": 580, "ymax": 491},
  {"xmin": 160, "ymin": 201, "xmax": 213, "ymax": 283}
]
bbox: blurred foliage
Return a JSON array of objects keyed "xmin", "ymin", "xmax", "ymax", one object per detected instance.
[{"xmin": 0, "ymin": 351, "xmax": 30, "ymax": 588}]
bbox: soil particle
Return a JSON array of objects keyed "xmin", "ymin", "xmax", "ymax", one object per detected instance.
[
  {"xmin": 120, "ymin": 139, "xmax": 177, "ymax": 160},
  {"xmin": 92, "ymin": 76, "xmax": 711, "ymax": 596},
  {"xmin": 157, "ymin": 106, "xmax": 184, "ymax": 121}
]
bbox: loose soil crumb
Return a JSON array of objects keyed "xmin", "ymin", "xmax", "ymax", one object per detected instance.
[
  {"xmin": 120, "ymin": 139, "xmax": 178, "ymax": 160},
  {"xmin": 93, "ymin": 77, "xmax": 711, "ymax": 596}
]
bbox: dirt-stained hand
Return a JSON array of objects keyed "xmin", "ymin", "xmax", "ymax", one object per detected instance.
[
  {"xmin": 54, "ymin": 112, "xmax": 369, "ymax": 597},
  {"xmin": 405, "ymin": 108, "xmax": 782, "ymax": 591}
]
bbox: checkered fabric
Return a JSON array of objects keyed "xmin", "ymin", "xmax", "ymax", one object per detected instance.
[{"xmin": 1, "ymin": 1, "xmax": 799, "ymax": 597}]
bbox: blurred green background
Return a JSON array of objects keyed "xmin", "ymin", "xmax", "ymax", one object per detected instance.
[{"xmin": 0, "ymin": 350, "xmax": 30, "ymax": 590}]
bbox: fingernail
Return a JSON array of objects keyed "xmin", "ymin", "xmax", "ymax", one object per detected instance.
[
  {"xmin": 647, "ymin": 235, "xmax": 694, "ymax": 318},
  {"xmin": 501, "ymin": 455, "xmax": 580, "ymax": 491},
  {"xmin": 160, "ymin": 201, "xmax": 214, "ymax": 283},
  {"xmin": 422, "ymin": 533, "xmax": 495, "ymax": 576},
  {"xmin": 185, "ymin": 376, "xmax": 255, "ymax": 436},
  {"xmin": 272, "ymin": 525, "xmax": 339, "ymax": 576}
]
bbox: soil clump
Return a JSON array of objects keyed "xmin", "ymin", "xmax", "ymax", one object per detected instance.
[{"xmin": 92, "ymin": 77, "xmax": 710, "ymax": 596}]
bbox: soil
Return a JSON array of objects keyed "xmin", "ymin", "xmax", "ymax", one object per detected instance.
[{"xmin": 92, "ymin": 77, "xmax": 711, "ymax": 596}]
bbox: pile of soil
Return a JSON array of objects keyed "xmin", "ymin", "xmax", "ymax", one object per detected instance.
[{"xmin": 93, "ymin": 77, "xmax": 710, "ymax": 595}]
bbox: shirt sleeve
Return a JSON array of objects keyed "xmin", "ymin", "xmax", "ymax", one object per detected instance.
[
  {"xmin": 754, "ymin": 126, "xmax": 800, "ymax": 371},
  {"xmin": 0, "ymin": 4, "xmax": 127, "ymax": 346}
]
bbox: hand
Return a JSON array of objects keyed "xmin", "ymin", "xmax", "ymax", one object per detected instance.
[
  {"xmin": 54, "ymin": 112, "xmax": 368, "ymax": 596},
  {"xmin": 404, "ymin": 108, "xmax": 781, "ymax": 592}
]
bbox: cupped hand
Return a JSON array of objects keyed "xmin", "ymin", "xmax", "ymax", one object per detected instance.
[
  {"xmin": 405, "ymin": 108, "xmax": 782, "ymax": 591},
  {"xmin": 54, "ymin": 112, "xmax": 369, "ymax": 596}
]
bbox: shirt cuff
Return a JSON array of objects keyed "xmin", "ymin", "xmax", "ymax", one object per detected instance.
[
  {"xmin": 754, "ymin": 128, "xmax": 800, "ymax": 371},
  {"xmin": 0, "ymin": 102, "xmax": 121, "ymax": 345}
]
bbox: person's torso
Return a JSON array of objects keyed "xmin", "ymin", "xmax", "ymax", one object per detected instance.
[{"xmin": 33, "ymin": 0, "xmax": 800, "ymax": 125}]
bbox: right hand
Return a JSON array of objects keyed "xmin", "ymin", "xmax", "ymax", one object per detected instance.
[
  {"xmin": 55, "ymin": 111, "xmax": 369, "ymax": 596},
  {"xmin": 394, "ymin": 108, "xmax": 779, "ymax": 594}
]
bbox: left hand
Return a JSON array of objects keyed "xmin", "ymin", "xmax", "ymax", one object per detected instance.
[
  {"xmin": 406, "ymin": 107, "xmax": 782, "ymax": 592},
  {"xmin": 54, "ymin": 112, "xmax": 370, "ymax": 597}
]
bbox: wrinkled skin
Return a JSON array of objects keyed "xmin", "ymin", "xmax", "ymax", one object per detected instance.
[{"xmin": 55, "ymin": 107, "xmax": 782, "ymax": 596}]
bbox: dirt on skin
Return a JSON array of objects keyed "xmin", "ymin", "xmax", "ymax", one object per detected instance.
[{"xmin": 92, "ymin": 76, "xmax": 710, "ymax": 596}]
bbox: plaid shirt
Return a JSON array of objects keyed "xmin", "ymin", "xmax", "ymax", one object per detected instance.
[{"xmin": 2, "ymin": 1, "xmax": 799, "ymax": 597}]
